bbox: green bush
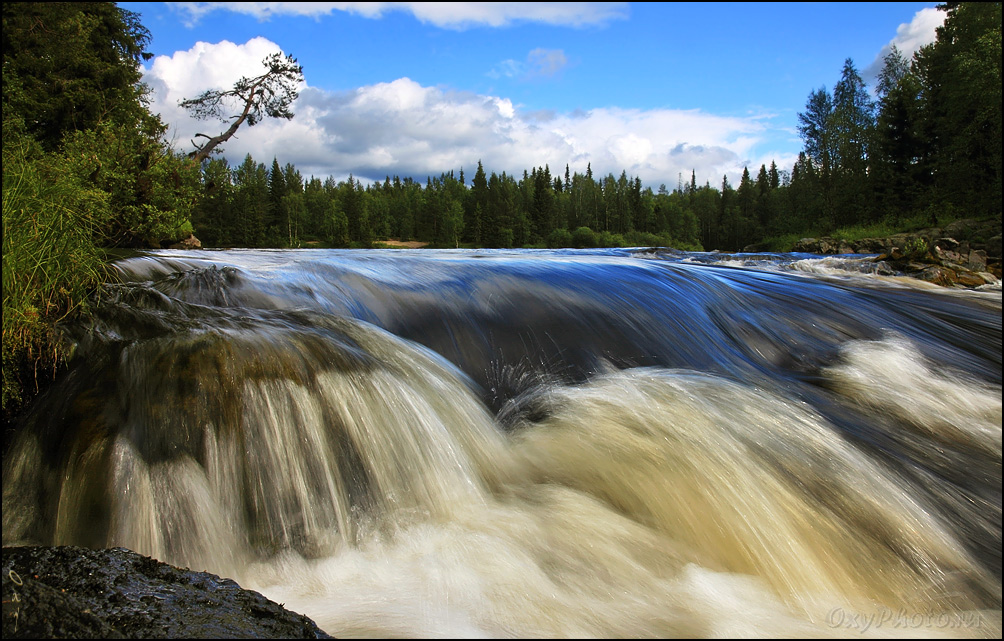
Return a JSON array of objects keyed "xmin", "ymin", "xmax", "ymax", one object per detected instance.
[
  {"xmin": 571, "ymin": 226, "xmax": 597, "ymax": 248},
  {"xmin": 499, "ymin": 228, "xmax": 514, "ymax": 249},
  {"xmin": 597, "ymin": 231, "xmax": 626, "ymax": 248},
  {"xmin": 546, "ymin": 228, "xmax": 573, "ymax": 248},
  {"xmin": 62, "ymin": 123, "xmax": 199, "ymax": 247},
  {"xmin": 2, "ymin": 126, "xmax": 104, "ymax": 419},
  {"xmin": 623, "ymin": 230, "xmax": 662, "ymax": 247},
  {"xmin": 903, "ymin": 237, "xmax": 930, "ymax": 258},
  {"xmin": 758, "ymin": 233, "xmax": 804, "ymax": 253}
]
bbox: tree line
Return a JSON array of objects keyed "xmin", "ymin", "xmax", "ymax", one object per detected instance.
[
  {"xmin": 187, "ymin": 3, "xmax": 1001, "ymax": 252},
  {"xmin": 191, "ymin": 156, "xmax": 709, "ymax": 250},
  {"xmin": 189, "ymin": 152, "xmax": 800, "ymax": 252}
]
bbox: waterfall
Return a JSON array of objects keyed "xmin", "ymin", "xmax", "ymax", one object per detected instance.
[{"xmin": 4, "ymin": 248, "xmax": 1000, "ymax": 637}]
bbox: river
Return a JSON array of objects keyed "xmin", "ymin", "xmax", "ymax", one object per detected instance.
[{"xmin": 2, "ymin": 247, "xmax": 1001, "ymax": 637}]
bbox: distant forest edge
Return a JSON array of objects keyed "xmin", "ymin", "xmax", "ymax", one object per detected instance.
[
  {"xmin": 2, "ymin": 2, "xmax": 1001, "ymax": 419},
  {"xmin": 167, "ymin": 0, "xmax": 1004, "ymax": 252},
  {"xmin": 188, "ymin": 4, "xmax": 1001, "ymax": 252}
]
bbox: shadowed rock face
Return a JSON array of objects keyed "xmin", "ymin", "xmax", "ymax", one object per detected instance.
[{"xmin": 2, "ymin": 546, "xmax": 333, "ymax": 639}]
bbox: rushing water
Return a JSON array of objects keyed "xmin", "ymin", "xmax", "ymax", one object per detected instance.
[{"xmin": 3, "ymin": 247, "xmax": 1001, "ymax": 638}]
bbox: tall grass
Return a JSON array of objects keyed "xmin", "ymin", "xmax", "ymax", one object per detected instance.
[{"xmin": 2, "ymin": 130, "xmax": 105, "ymax": 419}]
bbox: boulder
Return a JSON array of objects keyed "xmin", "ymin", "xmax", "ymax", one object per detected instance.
[
  {"xmin": 852, "ymin": 237, "xmax": 889, "ymax": 254},
  {"xmin": 2, "ymin": 545, "xmax": 332, "ymax": 639},
  {"xmin": 168, "ymin": 234, "xmax": 202, "ymax": 250},
  {"xmin": 791, "ymin": 237, "xmax": 835, "ymax": 254},
  {"xmin": 986, "ymin": 234, "xmax": 1002, "ymax": 260}
]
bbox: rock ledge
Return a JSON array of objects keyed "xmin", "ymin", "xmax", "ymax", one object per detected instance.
[
  {"xmin": 787, "ymin": 218, "xmax": 1002, "ymax": 288},
  {"xmin": 2, "ymin": 545, "xmax": 332, "ymax": 639}
]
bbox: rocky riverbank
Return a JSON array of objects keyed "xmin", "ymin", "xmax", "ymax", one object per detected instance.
[
  {"xmin": 2, "ymin": 546, "xmax": 332, "ymax": 639},
  {"xmin": 787, "ymin": 218, "xmax": 1002, "ymax": 288}
]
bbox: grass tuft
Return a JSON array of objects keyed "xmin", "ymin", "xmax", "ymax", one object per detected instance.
[{"xmin": 2, "ymin": 128, "xmax": 104, "ymax": 419}]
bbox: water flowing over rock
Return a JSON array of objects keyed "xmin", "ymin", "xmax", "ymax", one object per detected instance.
[{"xmin": 2, "ymin": 247, "xmax": 1000, "ymax": 638}]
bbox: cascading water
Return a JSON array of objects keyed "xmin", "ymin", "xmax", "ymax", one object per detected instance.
[{"xmin": 3, "ymin": 248, "xmax": 1001, "ymax": 637}]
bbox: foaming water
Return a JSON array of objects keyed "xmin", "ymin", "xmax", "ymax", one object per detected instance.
[
  {"xmin": 3, "ymin": 248, "xmax": 1000, "ymax": 638},
  {"xmin": 247, "ymin": 361, "xmax": 1000, "ymax": 638}
]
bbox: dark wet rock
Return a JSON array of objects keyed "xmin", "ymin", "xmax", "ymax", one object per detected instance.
[
  {"xmin": 943, "ymin": 218, "xmax": 1001, "ymax": 248},
  {"xmin": 871, "ymin": 246, "xmax": 999, "ymax": 288},
  {"xmin": 791, "ymin": 237, "xmax": 837, "ymax": 254},
  {"xmin": 739, "ymin": 241, "xmax": 772, "ymax": 253},
  {"xmin": 2, "ymin": 545, "xmax": 333, "ymax": 639},
  {"xmin": 987, "ymin": 234, "xmax": 1002, "ymax": 260},
  {"xmin": 848, "ymin": 237, "xmax": 888, "ymax": 254}
]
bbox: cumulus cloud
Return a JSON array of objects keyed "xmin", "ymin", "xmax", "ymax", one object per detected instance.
[
  {"xmin": 864, "ymin": 6, "xmax": 945, "ymax": 83},
  {"xmin": 169, "ymin": 2, "xmax": 629, "ymax": 30},
  {"xmin": 145, "ymin": 36, "xmax": 299, "ymax": 152},
  {"xmin": 144, "ymin": 38, "xmax": 782, "ymax": 188}
]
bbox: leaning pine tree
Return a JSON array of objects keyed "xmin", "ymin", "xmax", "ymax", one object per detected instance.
[{"xmin": 180, "ymin": 52, "xmax": 304, "ymax": 164}]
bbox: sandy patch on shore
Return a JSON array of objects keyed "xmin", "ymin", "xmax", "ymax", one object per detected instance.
[{"xmin": 377, "ymin": 238, "xmax": 429, "ymax": 248}]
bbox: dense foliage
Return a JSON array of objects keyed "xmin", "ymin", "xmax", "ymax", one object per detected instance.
[
  {"xmin": 2, "ymin": 2, "xmax": 198, "ymax": 421},
  {"xmin": 2, "ymin": 2, "xmax": 200, "ymax": 249},
  {"xmin": 2, "ymin": 2, "xmax": 154, "ymax": 151},
  {"xmin": 1, "ymin": 122, "xmax": 106, "ymax": 417},
  {"xmin": 791, "ymin": 1, "xmax": 1001, "ymax": 239}
]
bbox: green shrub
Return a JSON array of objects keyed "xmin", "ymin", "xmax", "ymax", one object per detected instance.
[
  {"xmin": 571, "ymin": 226, "xmax": 597, "ymax": 248},
  {"xmin": 904, "ymin": 237, "xmax": 930, "ymax": 257},
  {"xmin": 498, "ymin": 228, "xmax": 514, "ymax": 249},
  {"xmin": 2, "ymin": 127, "xmax": 104, "ymax": 419},
  {"xmin": 62, "ymin": 123, "xmax": 199, "ymax": 247},
  {"xmin": 546, "ymin": 228, "xmax": 573, "ymax": 248},
  {"xmin": 758, "ymin": 233, "xmax": 803, "ymax": 252},
  {"xmin": 597, "ymin": 231, "xmax": 626, "ymax": 248}
]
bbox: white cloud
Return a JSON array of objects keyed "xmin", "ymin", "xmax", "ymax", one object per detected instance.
[
  {"xmin": 146, "ymin": 36, "xmax": 287, "ymax": 100},
  {"xmin": 864, "ymin": 7, "xmax": 945, "ymax": 83},
  {"xmin": 168, "ymin": 2, "xmax": 629, "ymax": 30},
  {"xmin": 146, "ymin": 36, "xmax": 298, "ymax": 152},
  {"xmin": 145, "ymin": 38, "xmax": 784, "ymax": 189},
  {"xmin": 488, "ymin": 48, "xmax": 569, "ymax": 80},
  {"xmin": 889, "ymin": 6, "xmax": 946, "ymax": 59},
  {"xmin": 487, "ymin": 59, "xmax": 523, "ymax": 80},
  {"xmin": 526, "ymin": 48, "xmax": 569, "ymax": 78}
]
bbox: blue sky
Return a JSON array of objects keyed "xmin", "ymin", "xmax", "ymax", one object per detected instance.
[{"xmin": 120, "ymin": 2, "xmax": 943, "ymax": 190}]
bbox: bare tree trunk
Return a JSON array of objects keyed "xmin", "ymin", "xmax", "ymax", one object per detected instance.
[{"xmin": 188, "ymin": 89, "xmax": 258, "ymax": 164}]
